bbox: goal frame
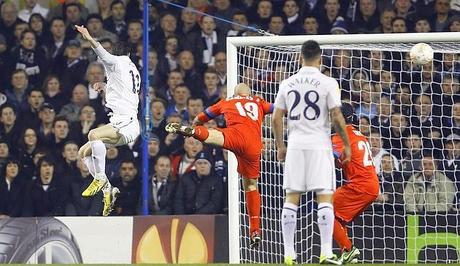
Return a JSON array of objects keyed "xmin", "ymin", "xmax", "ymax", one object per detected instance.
[{"xmin": 226, "ymin": 32, "xmax": 460, "ymax": 263}]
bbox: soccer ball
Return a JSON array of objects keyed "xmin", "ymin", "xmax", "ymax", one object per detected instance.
[{"xmin": 409, "ymin": 43, "xmax": 434, "ymax": 65}]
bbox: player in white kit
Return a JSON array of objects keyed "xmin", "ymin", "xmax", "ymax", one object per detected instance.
[
  {"xmin": 75, "ymin": 25, "xmax": 140, "ymax": 216},
  {"xmin": 272, "ymin": 40, "xmax": 351, "ymax": 265}
]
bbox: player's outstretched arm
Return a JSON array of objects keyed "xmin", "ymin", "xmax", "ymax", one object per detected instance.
[
  {"xmin": 272, "ymin": 107, "xmax": 287, "ymax": 162},
  {"xmin": 330, "ymin": 107, "xmax": 351, "ymax": 164},
  {"xmin": 75, "ymin": 25, "xmax": 117, "ymax": 66}
]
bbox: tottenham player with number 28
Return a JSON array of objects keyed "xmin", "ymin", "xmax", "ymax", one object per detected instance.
[
  {"xmin": 75, "ymin": 25, "xmax": 141, "ymax": 216},
  {"xmin": 166, "ymin": 83, "xmax": 273, "ymax": 249}
]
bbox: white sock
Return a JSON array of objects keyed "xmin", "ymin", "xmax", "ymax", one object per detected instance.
[
  {"xmin": 282, "ymin": 202, "xmax": 298, "ymax": 259},
  {"xmin": 317, "ymin": 202, "xmax": 334, "ymax": 257},
  {"xmin": 82, "ymin": 156, "xmax": 96, "ymax": 177},
  {"xmin": 90, "ymin": 140, "xmax": 107, "ymax": 175}
]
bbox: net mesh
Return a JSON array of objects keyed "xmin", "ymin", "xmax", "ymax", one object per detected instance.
[{"xmin": 235, "ymin": 42, "xmax": 460, "ymax": 263}]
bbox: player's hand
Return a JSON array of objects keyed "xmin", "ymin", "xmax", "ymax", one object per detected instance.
[
  {"xmin": 340, "ymin": 145, "xmax": 351, "ymax": 165},
  {"xmin": 75, "ymin": 25, "xmax": 92, "ymax": 41},
  {"xmin": 165, "ymin": 133, "xmax": 177, "ymax": 146},
  {"xmin": 93, "ymin": 82, "xmax": 106, "ymax": 93},
  {"xmin": 276, "ymin": 144, "xmax": 287, "ymax": 162}
]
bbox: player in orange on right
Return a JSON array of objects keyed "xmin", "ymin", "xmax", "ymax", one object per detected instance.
[{"xmin": 331, "ymin": 103, "xmax": 379, "ymax": 264}]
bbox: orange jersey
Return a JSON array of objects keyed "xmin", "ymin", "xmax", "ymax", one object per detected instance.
[
  {"xmin": 332, "ymin": 125, "xmax": 379, "ymax": 195},
  {"xmin": 197, "ymin": 95, "xmax": 273, "ymax": 140}
]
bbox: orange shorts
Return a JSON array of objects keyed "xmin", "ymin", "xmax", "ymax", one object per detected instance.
[
  {"xmin": 333, "ymin": 185, "xmax": 378, "ymax": 223},
  {"xmin": 218, "ymin": 127, "xmax": 261, "ymax": 179}
]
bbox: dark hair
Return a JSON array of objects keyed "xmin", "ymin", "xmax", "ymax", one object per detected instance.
[
  {"xmin": 38, "ymin": 155, "xmax": 55, "ymax": 168},
  {"xmin": 187, "ymin": 96, "xmax": 203, "ymax": 105},
  {"xmin": 110, "ymin": 0, "xmax": 125, "ymax": 9},
  {"xmin": 27, "ymin": 88, "xmax": 43, "ymax": 97},
  {"xmin": 50, "ymin": 17, "xmax": 65, "ymax": 26},
  {"xmin": 301, "ymin": 40, "xmax": 321, "ymax": 61},
  {"xmin": 150, "ymin": 98, "xmax": 167, "ymax": 109},
  {"xmin": 52, "ymin": 116, "xmax": 69, "ymax": 127},
  {"xmin": 0, "ymin": 103, "xmax": 16, "ymax": 115},
  {"xmin": 391, "ymin": 17, "xmax": 406, "ymax": 26},
  {"xmin": 29, "ymin": 13, "xmax": 45, "ymax": 25},
  {"xmin": 65, "ymin": 2, "xmax": 81, "ymax": 11},
  {"xmin": 62, "ymin": 140, "xmax": 78, "ymax": 151},
  {"xmin": 112, "ymin": 41, "xmax": 129, "ymax": 56},
  {"xmin": 20, "ymin": 29, "xmax": 36, "ymax": 41}
]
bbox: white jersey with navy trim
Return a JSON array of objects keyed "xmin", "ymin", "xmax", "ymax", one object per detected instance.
[
  {"xmin": 93, "ymin": 44, "xmax": 139, "ymax": 117},
  {"xmin": 274, "ymin": 66, "xmax": 341, "ymax": 149}
]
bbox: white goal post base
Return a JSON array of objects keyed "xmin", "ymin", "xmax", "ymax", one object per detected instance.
[{"xmin": 227, "ymin": 32, "xmax": 460, "ymax": 264}]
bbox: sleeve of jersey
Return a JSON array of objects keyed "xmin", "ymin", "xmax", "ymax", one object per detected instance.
[
  {"xmin": 197, "ymin": 102, "xmax": 222, "ymax": 122},
  {"xmin": 93, "ymin": 44, "xmax": 118, "ymax": 67},
  {"xmin": 331, "ymin": 135, "xmax": 344, "ymax": 159},
  {"xmin": 326, "ymin": 79, "xmax": 342, "ymax": 110},
  {"xmin": 273, "ymin": 81, "xmax": 287, "ymax": 110},
  {"xmin": 261, "ymin": 98, "xmax": 274, "ymax": 114}
]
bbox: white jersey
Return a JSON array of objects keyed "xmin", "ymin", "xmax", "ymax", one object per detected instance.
[
  {"xmin": 274, "ymin": 66, "xmax": 341, "ymax": 149},
  {"xmin": 93, "ymin": 45, "xmax": 139, "ymax": 117}
]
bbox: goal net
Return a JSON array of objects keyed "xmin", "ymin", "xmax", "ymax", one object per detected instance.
[{"xmin": 227, "ymin": 33, "xmax": 460, "ymax": 264}]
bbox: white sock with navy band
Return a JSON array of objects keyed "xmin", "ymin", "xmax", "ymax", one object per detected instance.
[
  {"xmin": 282, "ymin": 202, "xmax": 298, "ymax": 259},
  {"xmin": 90, "ymin": 140, "xmax": 107, "ymax": 176},
  {"xmin": 317, "ymin": 202, "xmax": 334, "ymax": 257}
]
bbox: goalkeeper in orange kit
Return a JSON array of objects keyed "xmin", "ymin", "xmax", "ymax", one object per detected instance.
[{"xmin": 331, "ymin": 103, "xmax": 379, "ymax": 264}]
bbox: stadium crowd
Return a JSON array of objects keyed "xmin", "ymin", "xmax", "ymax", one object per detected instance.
[{"xmin": 0, "ymin": 0, "xmax": 459, "ymax": 217}]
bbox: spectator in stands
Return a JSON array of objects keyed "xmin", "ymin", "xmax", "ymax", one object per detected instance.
[
  {"xmin": 442, "ymin": 102, "xmax": 460, "ymax": 137},
  {"xmin": 11, "ymin": 30, "xmax": 47, "ymax": 89},
  {"xmin": 355, "ymin": 83, "xmax": 378, "ymax": 120},
  {"xmin": 353, "ymin": 0, "xmax": 380, "ymax": 33},
  {"xmin": 17, "ymin": 127, "xmax": 40, "ymax": 178},
  {"xmin": 0, "ymin": 159, "xmax": 26, "ymax": 218},
  {"xmin": 70, "ymin": 104, "xmax": 97, "ymax": 146},
  {"xmin": 184, "ymin": 16, "xmax": 225, "ymax": 71},
  {"xmin": 22, "ymin": 156, "xmax": 67, "ymax": 217},
  {"xmin": 20, "ymin": 88, "xmax": 44, "ymax": 128},
  {"xmin": 150, "ymin": 98, "xmax": 167, "ymax": 140},
  {"xmin": 157, "ymin": 35, "xmax": 180, "ymax": 79},
  {"xmin": 400, "ymin": 132, "xmax": 423, "ymax": 179},
  {"xmin": 56, "ymin": 140, "xmax": 79, "ymax": 187},
  {"xmin": 180, "ymin": 8, "xmax": 199, "ymax": 36},
  {"xmin": 227, "ymin": 11, "xmax": 249, "ymax": 37},
  {"xmin": 171, "ymin": 136, "xmax": 203, "ymax": 179},
  {"xmin": 252, "ymin": 0, "xmax": 272, "ymax": 29},
  {"xmin": 448, "ymin": 15, "xmax": 460, "ymax": 31},
  {"xmin": 143, "ymin": 155, "xmax": 176, "ymax": 215},
  {"xmin": 375, "ymin": 154, "xmax": 404, "ymax": 211},
  {"xmin": 358, "ymin": 116, "xmax": 371, "ymax": 137},
  {"xmin": 158, "ymin": 69, "xmax": 183, "ymax": 101},
  {"xmin": 37, "ymin": 103, "xmax": 56, "ymax": 144},
  {"xmin": 134, "ymin": 132, "xmax": 161, "ymax": 176},
  {"xmin": 318, "ymin": 0, "xmax": 342, "ymax": 34},
  {"xmin": 370, "ymin": 130, "xmax": 400, "ymax": 174},
  {"xmin": 53, "ymin": 40, "xmax": 89, "ymax": 97},
  {"xmin": 47, "ymin": 117, "xmax": 70, "ymax": 156},
  {"xmin": 414, "ymin": 16, "xmax": 432, "ymax": 32},
  {"xmin": 185, "ymin": 97, "xmax": 204, "ymax": 125},
  {"xmin": 391, "ymin": 17, "xmax": 408, "ymax": 33},
  {"xmin": 394, "ymin": 0, "xmax": 416, "ymax": 22},
  {"xmin": 12, "ymin": 21, "xmax": 30, "ymax": 48},
  {"xmin": 151, "ymin": 13, "xmax": 177, "ymax": 52},
  {"xmin": 375, "ymin": 8, "xmax": 396, "ymax": 33},
  {"xmin": 268, "ymin": 15, "xmax": 285, "ymax": 35},
  {"xmin": 48, "ymin": 0, "xmax": 89, "ymax": 21},
  {"xmin": 435, "ymin": 75, "xmax": 460, "ymax": 117},
  {"xmin": 174, "ymin": 151, "xmax": 223, "ymax": 214},
  {"xmin": 177, "ymin": 50, "xmax": 203, "ymax": 96},
  {"xmin": 201, "ymin": 68, "xmax": 221, "ymax": 106},
  {"xmin": 58, "ymin": 84, "xmax": 90, "ymax": 123},
  {"xmin": 386, "ymin": 112, "xmax": 410, "ymax": 159},
  {"xmin": 0, "ymin": 139, "xmax": 10, "ymax": 170},
  {"xmin": 126, "ymin": 20, "xmax": 143, "ymax": 54},
  {"xmin": 211, "ymin": 0, "xmax": 236, "ymax": 34},
  {"xmin": 431, "ymin": 0, "xmax": 452, "ymax": 31},
  {"xmin": 66, "ymin": 159, "xmax": 102, "ymax": 215},
  {"xmin": 393, "ymin": 85, "xmax": 412, "ymax": 117},
  {"xmin": 85, "ymin": 62, "xmax": 105, "ymax": 101},
  {"xmin": 0, "ymin": 104, "xmax": 22, "ymax": 147},
  {"xmin": 441, "ymin": 53, "xmax": 460, "ymax": 76},
  {"xmin": 412, "ymin": 95, "xmax": 442, "ymax": 150},
  {"xmin": 113, "ymin": 159, "xmax": 140, "ymax": 215},
  {"xmin": 103, "ymin": 0, "xmax": 128, "ymax": 40},
  {"xmin": 45, "ymin": 18, "xmax": 68, "ymax": 67},
  {"xmin": 282, "ymin": 0, "xmax": 302, "ymax": 34},
  {"xmin": 79, "ymin": 14, "xmax": 117, "ymax": 51},
  {"xmin": 63, "ymin": 3, "xmax": 86, "ymax": 40},
  {"xmin": 330, "ymin": 16, "xmax": 349, "ymax": 34},
  {"xmin": 214, "ymin": 51, "xmax": 227, "ymax": 86},
  {"xmin": 404, "ymin": 154, "xmax": 456, "ymax": 212},
  {"xmin": 29, "ymin": 14, "xmax": 49, "ymax": 47},
  {"xmin": 441, "ymin": 134, "xmax": 460, "ymax": 208},
  {"xmin": 165, "ymin": 84, "xmax": 190, "ymax": 117},
  {"xmin": 106, "ymin": 146, "xmax": 123, "ymax": 181},
  {"xmin": 371, "ymin": 95, "xmax": 391, "ymax": 129},
  {"xmin": 0, "ymin": 1, "xmax": 20, "ymax": 48},
  {"xmin": 5, "ymin": 69, "xmax": 30, "ymax": 111},
  {"xmin": 302, "ymin": 15, "xmax": 319, "ymax": 34}
]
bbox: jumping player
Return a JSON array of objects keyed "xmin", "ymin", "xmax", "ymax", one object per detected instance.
[
  {"xmin": 272, "ymin": 40, "xmax": 351, "ymax": 265},
  {"xmin": 331, "ymin": 103, "xmax": 379, "ymax": 264},
  {"xmin": 165, "ymin": 83, "xmax": 272, "ymax": 248},
  {"xmin": 75, "ymin": 25, "xmax": 140, "ymax": 216}
]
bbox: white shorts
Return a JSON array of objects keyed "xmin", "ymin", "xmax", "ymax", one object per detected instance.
[
  {"xmin": 109, "ymin": 114, "xmax": 140, "ymax": 146},
  {"xmin": 283, "ymin": 149, "xmax": 336, "ymax": 193}
]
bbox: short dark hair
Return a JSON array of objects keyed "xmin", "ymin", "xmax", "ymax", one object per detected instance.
[
  {"xmin": 0, "ymin": 103, "xmax": 16, "ymax": 114},
  {"xmin": 52, "ymin": 116, "xmax": 69, "ymax": 127},
  {"xmin": 110, "ymin": 0, "xmax": 124, "ymax": 9},
  {"xmin": 28, "ymin": 88, "xmax": 43, "ymax": 97},
  {"xmin": 112, "ymin": 41, "xmax": 129, "ymax": 56},
  {"xmin": 301, "ymin": 40, "xmax": 321, "ymax": 61},
  {"xmin": 38, "ymin": 155, "xmax": 55, "ymax": 168}
]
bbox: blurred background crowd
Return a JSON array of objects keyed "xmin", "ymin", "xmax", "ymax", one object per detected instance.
[{"xmin": 0, "ymin": 0, "xmax": 459, "ymax": 217}]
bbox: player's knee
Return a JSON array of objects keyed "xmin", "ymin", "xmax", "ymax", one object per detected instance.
[{"xmin": 88, "ymin": 129, "xmax": 99, "ymax": 141}]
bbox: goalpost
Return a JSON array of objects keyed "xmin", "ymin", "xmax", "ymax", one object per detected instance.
[{"xmin": 227, "ymin": 33, "xmax": 460, "ymax": 264}]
